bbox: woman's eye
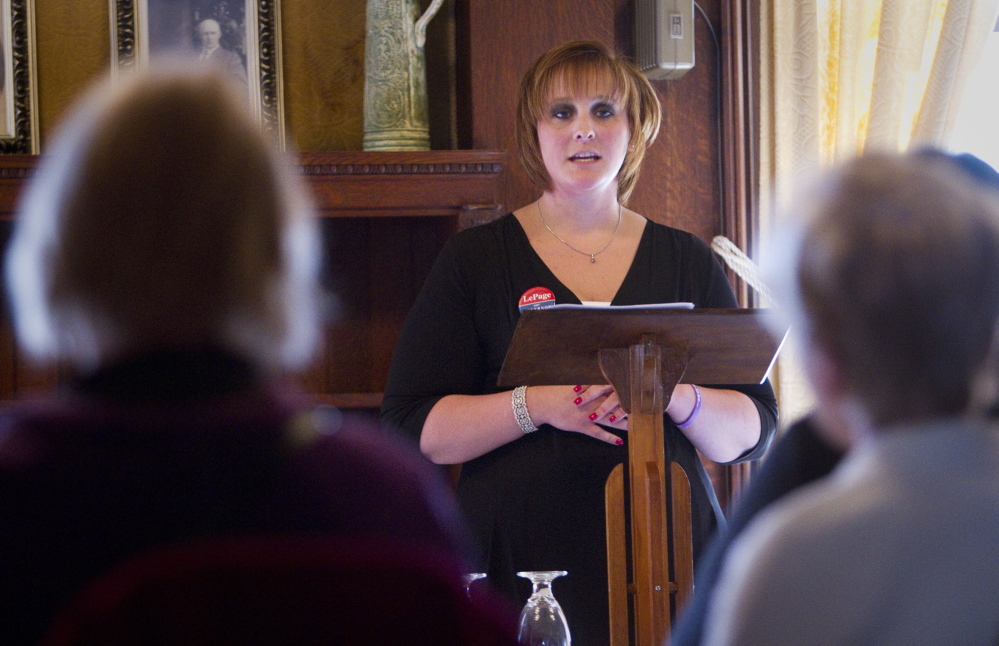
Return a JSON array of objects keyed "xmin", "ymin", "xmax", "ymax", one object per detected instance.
[
  {"xmin": 594, "ymin": 106, "xmax": 615, "ymax": 118},
  {"xmin": 551, "ymin": 108, "xmax": 572, "ymax": 119}
]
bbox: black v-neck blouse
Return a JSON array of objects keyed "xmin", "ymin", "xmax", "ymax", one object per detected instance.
[{"xmin": 382, "ymin": 214, "xmax": 777, "ymax": 646}]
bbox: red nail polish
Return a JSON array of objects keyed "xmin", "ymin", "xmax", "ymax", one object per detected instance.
[
  {"xmin": 589, "ymin": 413, "xmax": 598, "ymax": 421},
  {"xmin": 573, "ymin": 385, "xmax": 583, "ymax": 393},
  {"xmin": 609, "ymin": 415, "xmax": 616, "ymax": 422},
  {"xmin": 615, "ymin": 439, "xmax": 624, "ymax": 445},
  {"xmin": 573, "ymin": 397, "xmax": 582, "ymax": 405}
]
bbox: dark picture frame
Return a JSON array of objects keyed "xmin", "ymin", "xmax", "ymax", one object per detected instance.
[
  {"xmin": 0, "ymin": 0, "xmax": 38, "ymax": 154},
  {"xmin": 112, "ymin": 0, "xmax": 285, "ymax": 145}
]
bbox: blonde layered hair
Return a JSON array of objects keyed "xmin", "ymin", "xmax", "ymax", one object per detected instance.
[
  {"xmin": 6, "ymin": 66, "xmax": 321, "ymax": 372},
  {"xmin": 515, "ymin": 40, "xmax": 661, "ymax": 204}
]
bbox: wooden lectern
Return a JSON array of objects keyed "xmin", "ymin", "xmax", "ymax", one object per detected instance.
[{"xmin": 497, "ymin": 307, "xmax": 784, "ymax": 646}]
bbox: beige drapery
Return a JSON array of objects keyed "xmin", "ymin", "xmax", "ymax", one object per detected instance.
[{"xmin": 758, "ymin": 0, "xmax": 999, "ymax": 425}]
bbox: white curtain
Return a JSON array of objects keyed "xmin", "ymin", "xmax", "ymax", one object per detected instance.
[{"xmin": 758, "ymin": 0, "xmax": 999, "ymax": 424}]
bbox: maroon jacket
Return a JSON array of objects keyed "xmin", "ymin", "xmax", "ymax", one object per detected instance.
[{"xmin": 0, "ymin": 348, "xmax": 471, "ymax": 645}]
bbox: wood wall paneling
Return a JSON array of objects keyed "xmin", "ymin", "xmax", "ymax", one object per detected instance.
[
  {"xmin": 460, "ymin": 0, "xmax": 617, "ymax": 214},
  {"xmin": 282, "ymin": 0, "xmax": 456, "ymax": 153},
  {"xmin": 34, "ymin": 0, "xmax": 110, "ymax": 146},
  {"xmin": 5, "ymin": 3, "xmax": 758, "ymax": 479},
  {"xmin": 719, "ymin": 0, "xmax": 762, "ymax": 503},
  {"xmin": 0, "ymin": 152, "xmax": 504, "ymax": 411},
  {"xmin": 461, "ymin": 0, "xmax": 724, "ymax": 244},
  {"xmin": 624, "ymin": 0, "xmax": 724, "ymax": 244},
  {"xmin": 637, "ymin": 0, "xmax": 724, "ymax": 237},
  {"xmin": 424, "ymin": 0, "xmax": 458, "ymax": 150},
  {"xmin": 281, "ymin": 0, "xmax": 366, "ymax": 151}
]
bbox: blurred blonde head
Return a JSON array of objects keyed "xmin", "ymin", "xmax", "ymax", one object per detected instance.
[
  {"xmin": 515, "ymin": 40, "xmax": 661, "ymax": 204},
  {"xmin": 767, "ymin": 151, "xmax": 999, "ymax": 428},
  {"xmin": 6, "ymin": 65, "xmax": 321, "ymax": 373}
]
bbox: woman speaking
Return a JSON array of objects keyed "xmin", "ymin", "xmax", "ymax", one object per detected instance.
[{"xmin": 382, "ymin": 40, "xmax": 777, "ymax": 645}]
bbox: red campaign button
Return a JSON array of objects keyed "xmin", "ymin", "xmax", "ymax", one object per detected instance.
[{"xmin": 518, "ymin": 287, "xmax": 556, "ymax": 313}]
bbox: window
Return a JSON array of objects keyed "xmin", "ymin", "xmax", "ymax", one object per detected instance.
[{"xmin": 948, "ymin": 22, "xmax": 999, "ymax": 169}]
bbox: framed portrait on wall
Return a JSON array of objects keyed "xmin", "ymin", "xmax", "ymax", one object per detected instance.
[
  {"xmin": 112, "ymin": 0, "xmax": 285, "ymax": 145},
  {"xmin": 0, "ymin": 0, "xmax": 38, "ymax": 154}
]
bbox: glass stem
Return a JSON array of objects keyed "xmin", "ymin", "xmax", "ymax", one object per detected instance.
[{"xmin": 533, "ymin": 582, "xmax": 555, "ymax": 597}]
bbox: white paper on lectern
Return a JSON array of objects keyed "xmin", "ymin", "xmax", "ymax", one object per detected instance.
[{"xmin": 546, "ymin": 302, "xmax": 695, "ymax": 311}]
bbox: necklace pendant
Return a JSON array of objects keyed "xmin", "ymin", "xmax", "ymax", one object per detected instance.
[{"xmin": 536, "ymin": 201, "xmax": 622, "ymax": 266}]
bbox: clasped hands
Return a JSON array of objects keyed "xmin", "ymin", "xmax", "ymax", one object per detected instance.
[{"xmin": 526, "ymin": 384, "xmax": 627, "ymax": 446}]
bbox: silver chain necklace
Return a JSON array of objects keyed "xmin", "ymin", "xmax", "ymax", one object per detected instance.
[{"xmin": 536, "ymin": 201, "xmax": 622, "ymax": 263}]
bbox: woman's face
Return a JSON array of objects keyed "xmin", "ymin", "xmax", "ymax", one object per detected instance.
[{"xmin": 536, "ymin": 75, "xmax": 631, "ymax": 197}]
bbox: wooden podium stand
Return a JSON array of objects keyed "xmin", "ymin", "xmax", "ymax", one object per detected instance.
[{"xmin": 497, "ymin": 307, "xmax": 784, "ymax": 646}]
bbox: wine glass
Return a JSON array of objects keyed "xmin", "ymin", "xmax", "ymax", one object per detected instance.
[
  {"xmin": 462, "ymin": 572, "xmax": 487, "ymax": 598},
  {"xmin": 516, "ymin": 570, "xmax": 571, "ymax": 646}
]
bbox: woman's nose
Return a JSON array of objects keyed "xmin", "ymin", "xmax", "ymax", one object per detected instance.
[{"xmin": 574, "ymin": 120, "xmax": 595, "ymax": 140}]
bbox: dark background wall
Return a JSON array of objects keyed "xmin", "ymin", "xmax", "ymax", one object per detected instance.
[
  {"xmin": 5, "ymin": 0, "xmax": 732, "ymax": 414},
  {"xmin": 459, "ymin": 0, "xmax": 724, "ymax": 242}
]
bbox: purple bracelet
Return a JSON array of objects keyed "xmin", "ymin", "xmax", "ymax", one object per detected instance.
[{"xmin": 676, "ymin": 384, "xmax": 702, "ymax": 428}]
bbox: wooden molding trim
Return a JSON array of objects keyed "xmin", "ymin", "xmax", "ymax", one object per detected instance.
[
  {"xmin": 720, "ymin": 0, "xmax": 761, "ymax": 503},
  {"xmin": 0, "ymin": 154, "xmax": 36, "ymax": 218},
  {"xmin": 720, "ymin": 0, "xmax": 758, "ymax": 309},
  {"xmin": 0, "ymin": 150, "xmax": 507, "ymax": 221},
  {"xmin": 298, "ymin": 154, "xmax": 504, "ymax": 177}
]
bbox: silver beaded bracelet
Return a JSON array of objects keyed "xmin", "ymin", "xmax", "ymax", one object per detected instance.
[{"xmin": 512, "ymin": 385, "xmax": 538, "ymax": 433}]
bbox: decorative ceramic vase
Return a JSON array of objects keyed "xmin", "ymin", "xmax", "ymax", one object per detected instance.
[{"xmin": 363, "ymin": 0, "xmax": 444, "ymax": 151}]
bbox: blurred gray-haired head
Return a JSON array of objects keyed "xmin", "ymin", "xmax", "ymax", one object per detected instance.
[
  {"xmin": 5, "ymin": 65, "xmax": 321, "ymax": 373},
  {"xmin": 764, "ymin": 151, "xmax": 999, "ymax": 428}
]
